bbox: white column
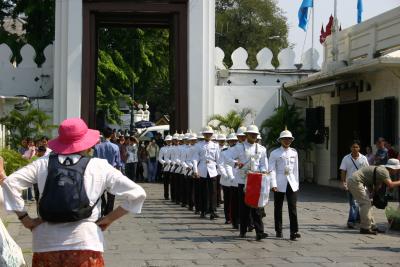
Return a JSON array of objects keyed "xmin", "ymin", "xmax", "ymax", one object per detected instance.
[
  {"xmin": 53, "ymin": 0, "xmax": 83, "ymax": 125},
  {"xmin": 188, "ymin": 0, "xmax": 215, "ymax": 132}
]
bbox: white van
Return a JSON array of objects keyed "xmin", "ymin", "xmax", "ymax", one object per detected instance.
[{"xmin": 137, "ymin": 125, "xmax": 170, "ymax": 141}]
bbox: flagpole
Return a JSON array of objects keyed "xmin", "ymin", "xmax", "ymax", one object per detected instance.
[
  {"xmin": 311, "ymin": 4, "xmax": 315, "ymax": 69},
  {"xmin": 332, "ymin": 0, "xmax": 338, "ymax": 62}
]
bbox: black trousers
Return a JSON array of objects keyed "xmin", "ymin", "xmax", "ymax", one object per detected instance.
[
  {"xmin": 199, "ymin": 177, "xmax": 217, "ymax": 213},
  {"xmin": 180, "ymin": 174, "xmax": 187, "ymax": 205},
  {"xmin": 230, "ymin": 186, "xmax": 239, "ymax": 227},
  {"xmin": 163, "ymin": 171, "xmax": 170, "ymax": 199},
  {"xmin": 274, "ymin": 184, "xmax": 298, "ymax": 234},
  {"xmin": 125, "ymin": 162, "xmax": 138, "ymax": 182},
  {"xmin": 101, "ymin": 192, "xmax": 115, "ymax": 216},
  {"xmin": 222, "ymin": 185, "xmax": 231, "ymax": 222},
  {"xmin": 217, "ymin": 176, "xmax": 222, "ymax": 205},
  {"xmin": 170, "ymin": 173, "xmax": 176, "ymax": 202},
  {"xmin": 238, "ymin": 184, "xmax": 264, "ymax": 234},
  {"xmin": 186, "ymin": 176, "xmax": 194, "ymax": 209},
  {"xmin": 193, "ymin": 178, "xmax": 201, "ymax": 212}
]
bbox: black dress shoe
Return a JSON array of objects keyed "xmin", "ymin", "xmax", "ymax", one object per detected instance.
[
  {"xmin": 232, "ymin": 224, "xmax": 239, "ymax": 230},
  {"xmin": 360, "ymin": 228, "xmax": 377, "ymax": 235},
  {"xmin": 256, "ymin": 233, "xmax": 268, "ymax": 241},
  {"xmin": 200, "ymin": 212, "xmax": 206, "ymax": 218},
  {"xmin": 188, "ymin": 206, "xmax": 193, "ymax": 211},
  {"xmin": 276, "ymin": 232, "xmax": 283, "ymax": 238},
  {"xmin": 290, "ymin": 234, "xmax": 298, "ymax": 241},
  {"xmin": 195, "ymin": 210, "xmax": 200, "ymax": 214},
  {"xmin": 239, "ymin": 232, "xmax": 246, "ymax": 238},
  {"xmin": 213, "ymin": 213, "xmax": 220, "ymax": 218},
  {"xmin": 248, "ymin": 225, "xmax": 255, "ymax": 232},
  {"xmin": 210, "ymin": 213, "xmax": 217, "ymax": 220},
  {"xmin": 292, "ymin": 232, "xmax": 301, "ymax": 238}
]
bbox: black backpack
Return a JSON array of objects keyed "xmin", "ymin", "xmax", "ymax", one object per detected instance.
[
  {"xmin": 372, "ymin": 167, "xmax": 388, "ymax": 209},
  {"xmin": 39, "ymin": 154, "xmax": 100, "ymax": 222}
]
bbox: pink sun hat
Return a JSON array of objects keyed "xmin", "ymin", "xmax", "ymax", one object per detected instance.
[{"xmin": 48, "ymin": 118, "xmax": 100, "ymax": 155}]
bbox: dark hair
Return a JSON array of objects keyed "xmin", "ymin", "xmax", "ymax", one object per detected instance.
[
  {"xmin": 41, "ymin": 136, "xmax": 49, "ymax": 141},
  {"xmin": 103, "ymin": 127, "xmax": 113, "ymax": 138},
  {"xmin": 350, "ymin": 140, "xmax": 361, "ymax": 147},
  {"xmin": 37, "ymin": 146, "xmax": 46, "ymax": 152}
]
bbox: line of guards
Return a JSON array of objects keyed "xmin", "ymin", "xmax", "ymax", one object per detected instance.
[{"xmin": 158, "ymin": 124, "xmax": 301, "ymax": 241}]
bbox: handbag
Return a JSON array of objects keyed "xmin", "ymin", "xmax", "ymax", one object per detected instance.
[
  {"xmin": 0, "ymin": 219, "xmax": 26, "ymax": 267},
  {"xmin": 371, "ymin": 167, "xmax": 388, "ymax": 209}
]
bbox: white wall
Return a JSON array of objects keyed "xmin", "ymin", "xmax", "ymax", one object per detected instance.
[{"xmin": 214, "ymin": 86, "xmax": 279, "ymax": 126}]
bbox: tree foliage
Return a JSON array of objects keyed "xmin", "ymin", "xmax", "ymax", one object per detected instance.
[
  {"xmin": 216, "ymin": 0, "xmax": 289, "ymax": 68},
  {"xmin": 208, "ymin": 108, "xmax": 254, "ymax": 132},
  {"xmin": 260, "ymin": 98, "xmax": 310, "ymax": 151},
  {"xmin": 97, "ymin": 27, "xmax": 170, "ymax": 124},
  {"xmin": 0, "ymin": 0, "xmax": 55, "ymax": 65},
  {"xmin": 0, "ymin": 104, "xmax": 56, "ymax": 149}
]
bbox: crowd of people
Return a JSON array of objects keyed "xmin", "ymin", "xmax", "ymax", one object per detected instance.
[
  {"xmin": 93, "ymin": 127, "xmax": 163, "ymax": 183},
  {"xmin": 158, "ymin": 124, "xmax": 301, "ymax": 241}
]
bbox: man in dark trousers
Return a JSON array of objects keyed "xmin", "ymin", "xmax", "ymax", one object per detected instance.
[{"xmin": 94, "ymin": 127, "xmax": 122, "ymax": 215}]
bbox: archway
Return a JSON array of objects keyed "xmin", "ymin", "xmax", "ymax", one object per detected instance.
[{"xmin": 81, "ymin": 0, "xmax": 188, "ymax": 132}]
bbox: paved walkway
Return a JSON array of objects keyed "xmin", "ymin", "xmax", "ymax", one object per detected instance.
[{"xmin": 2, "ymin": 183, "xmax": 400, "ymax": 267}]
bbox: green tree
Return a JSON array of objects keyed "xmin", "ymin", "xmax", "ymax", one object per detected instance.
[
  {"xmin": 0, "ymin": 0, "xmax": 55, "ymax": 65},
  {"xmin": 260, "ymin": 98, "xmax": 310, "ymax": 151},
  {"xmin": 97, "ymin": 27, "xmax": 170, "ymax": 124},
  {"xmin": 0, "ymin": 104, "xmax": 56, "ymax": 149},
  {"xmin": 216, "ymin": 0, "xmax": 289, "ymax": 68},
  {"xmin": 208, "ymin": 108, "xmax": 254, "ymax": 132}
]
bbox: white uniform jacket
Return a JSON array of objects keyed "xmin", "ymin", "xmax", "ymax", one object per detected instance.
[
  {"xmin": 219, "ymin": 148, "xmax": 231, "ymax": 187},
  {"xmin": 226, "ymin": 141, "xmax": 272, "ymax": 185},
  {"xmin": 169, "ymin": 145, "xmax": 181, "ymax": 173},
  {"xmin": 269, "ymin": 146, "xmax": 299, "ymax": 192},
  {"xmin": 192, "ymin": 141, "xmax": 220, "ymax": 178},
  {"xmin": 158, "ymin": 145, "xmax": 171, "ymax": 172}
]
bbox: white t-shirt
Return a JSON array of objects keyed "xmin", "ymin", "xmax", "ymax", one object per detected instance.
[
  {"xmin": 2, "ymin": 154, "xmax": 146, "ymax": 253},
  {"xmin": 339, "ymin": 153, "xmax": 369, "ymax": 179}
]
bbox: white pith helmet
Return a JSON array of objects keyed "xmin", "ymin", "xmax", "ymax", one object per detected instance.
[
  {"xmin": 216, "ymin": 133, "xmax": 226, "ymax": 141},
  {"xmin": 189, "ymin": 132, "xmax": 198, "ymax": 140},
  {"xmin": 245, "ymin": 124, "xmax": 260, "ymax": 135},
  {"xmin": 172, "ymin": 132, "xmax": 179, "ymax": 140},
  {"xmin": 227, "ymin": 132, "xmax": 238, "ymax": 141},
  {"xmin": 184, "ymin": 132, "xmax": 191, "ymax": 140},
  {"xmin": 236, "ymin": 126, "xmax": 247, "ymax": 136},
  {"xmin": 164, "ymin": 135, "xmax": 173, "ymax": 141},
  {"xmin": 277, "ymin": 128, "xmax": 295, "ymax": 141},
  {"xmin": 202, "ymin": 125, "xmax": 214, "ymax": 135},
  {"xmin": 178, "ymin": 133, "xmax": 185, "ymax": 141}
]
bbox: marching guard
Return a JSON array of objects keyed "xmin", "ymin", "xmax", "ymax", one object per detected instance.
[
  {"xmin": 227, "ymin": 125, "xmax": 277, "ymax": 240},
  {"xmin": 269, "ymin": 129, "xmax": 301, "ymax": 240},
  {"xmin": 193, "ymin": 126, "xmax": 220, "ymax": 219},
  {"xmin": 158, "ymin": 135, "xmax": 173, "ymax": 200}
]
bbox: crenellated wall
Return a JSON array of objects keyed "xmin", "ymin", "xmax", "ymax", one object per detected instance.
[{"xmin": 0, "ymin": 43, "xmax": 54, "ymax": 114}]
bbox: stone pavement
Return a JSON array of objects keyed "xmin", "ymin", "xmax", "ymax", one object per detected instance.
[{"xmin": 2, "ymin": 183, "xmax": 400, "ymax": 267}]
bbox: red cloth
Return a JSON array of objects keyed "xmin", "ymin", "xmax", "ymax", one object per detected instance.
[
  {"xmin": 244, "ymin": 172, "xmax": 263, "ymax": 208},
  {"xmin": 32, "ymin": 250, "xmax": 104, "ymax": 267}
]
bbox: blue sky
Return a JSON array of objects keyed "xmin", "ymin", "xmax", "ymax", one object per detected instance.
[{"xmin": 275, "ymin": 0, "xmax": 400, "ymax": 65}]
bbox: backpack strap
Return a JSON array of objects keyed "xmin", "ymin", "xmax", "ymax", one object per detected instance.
[
  {"xmin": 373, "ymin": 166, "xmax": 377, "ymax": 192},
  {"xmin": 350, "ymin": 156, "xmax": 359, "ymax": 170}
]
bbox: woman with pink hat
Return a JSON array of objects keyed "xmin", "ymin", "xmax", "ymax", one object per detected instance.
[{"xmin": 2, "ymin": 118, "xmax": 146, "ymax": 266}]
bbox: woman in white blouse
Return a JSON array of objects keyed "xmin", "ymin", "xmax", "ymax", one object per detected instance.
[{"xmin": 1, "ymin": 118, "xmax": 146, "ymax": 267}]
